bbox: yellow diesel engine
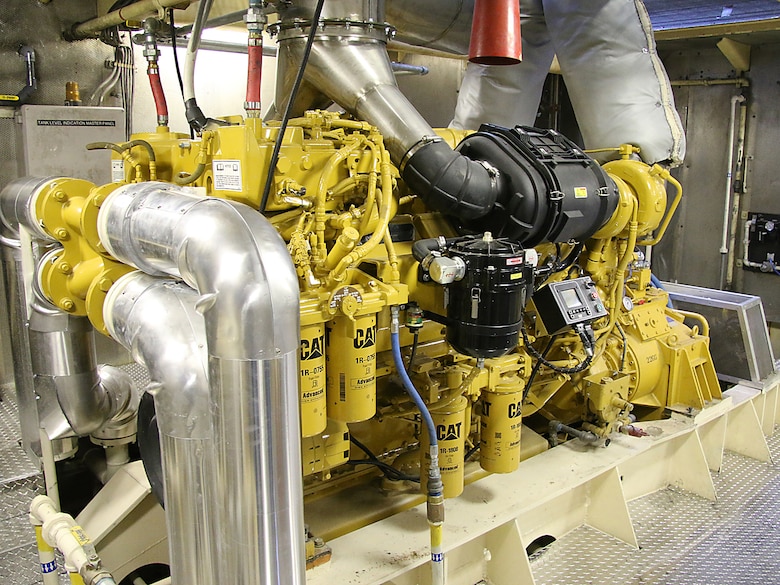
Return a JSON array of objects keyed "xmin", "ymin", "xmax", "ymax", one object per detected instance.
[
  {"xmin": 0, "ymin": 1, "xmax": 723, "ymax": 584},
  {"xmin": 15, "ymin": 110, "xmax": 719, "ymax": 500}
]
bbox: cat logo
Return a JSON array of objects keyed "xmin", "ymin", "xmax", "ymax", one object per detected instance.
[
  {"xmin": 301, "ymin": 335, "xmax": 324, "ymax": 361},
  {"xmin": 436, "ymin": 422, "xmax": 462, "ymax": 441},
  {"xmin": 508, "ymin": 401, "xmax": 523, "ymax": 419},
  {"xmin": 353, "ymin": 325, "xmax": 376, "ymax": 349}
]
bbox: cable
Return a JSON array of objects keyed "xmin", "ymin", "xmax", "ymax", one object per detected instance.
[
  {"xmin": 348, "ymin": 436, "xmax": 419, "ymax": 483},
  {"xmin": 168, "ymin": 8, "xmax": 193, "ymax": 139},
  {"xmin": 520, "ymin": 323, "xmax": 593, "ymax": 375},
  {"xmin": 406, "ymin": 329, "xmax": 420, "ymax": 374},
  {"xmin": 464, "ymin": 443, "xmax": 480, "ymax": 462},
  {"xmin": 522, "ymin": 335, "xmax": 557, "ymax": 401},
  {"xmin": 260, "ymin": 0, "xmax": 326, "ymax": 212}
]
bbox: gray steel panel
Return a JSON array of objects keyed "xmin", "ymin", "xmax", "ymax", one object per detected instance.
[{"xmin": 15, "ymin": 105, "xmax": 125, "ymax": 186}]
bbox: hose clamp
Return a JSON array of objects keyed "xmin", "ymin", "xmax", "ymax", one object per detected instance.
[{"xmin": 399, "ymin": 135, "xmax": 443, "ymax": 173}]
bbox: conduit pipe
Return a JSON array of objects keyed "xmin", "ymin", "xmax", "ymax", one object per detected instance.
[
  {"xmin": 30, "ymin": 495, "xmax": 116, "ymax": 585},
  {"xmin": 719, "ymin": 94, "xmax": 746, "ymax": 289},
  {"xmin": 183, "ymin": 0, "xmax": 217, "ymax": 131},
  {"xmin": 103, "ymin": 272, "xmax": 216, "ymax": 585},
  {"xmin": 66, "ymin": 0, "xmax": 195, "ymax": 41},
  {"xmin": 97, "ymin": 182, "xmax": 305, "ymax": 585},
  {"xmin": 274, "ymin": 1, "xmax": 500, "ymax": 221}
]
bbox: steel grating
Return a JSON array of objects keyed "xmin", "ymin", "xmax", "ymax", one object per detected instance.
[
  {"xmin": 0, "ymin": 387, "xmax": 44, "ymax": 585},
  {"xmin": 531, "ymin": 431, "xmax": 780, "ymax": 585}
]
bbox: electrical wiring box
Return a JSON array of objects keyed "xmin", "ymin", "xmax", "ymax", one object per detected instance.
[
  {"xmin": 743, "ymin": 212, "xmax": 780, "ymax": 274},
  {"xmin": 15, "ymin": 105, "xmax": 125, "ymax": 184}
]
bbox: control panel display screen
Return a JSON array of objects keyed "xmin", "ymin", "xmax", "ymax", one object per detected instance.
[{"xmin": 560, "ymin": 288, "xmax": 583, "ymax": 309}]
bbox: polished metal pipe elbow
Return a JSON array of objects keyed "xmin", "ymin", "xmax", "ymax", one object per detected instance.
[
  {"xmin": 104, "ymin": 271, "xmax": 215, "ymax": 585},
  {"xmin": 98, "ymin": 182, "xmax": 305, "ymax": 585},
  {"xmin": 29, "ymin": 298, "xmax": 139, "ymax": 439}
]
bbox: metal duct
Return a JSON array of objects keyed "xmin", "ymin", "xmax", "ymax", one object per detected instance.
[
  {"xmin": 28, "ymin": 298, "xmax": 138, "ymax": 438},
  {"xmin": 104, "ymin": 271, "xmax": 215, "ymax": 585},
  {"xmin": 97, "ymin": 182, "xmax": 305, "ymax": 585},
  {"xmin": 0, "ymin": 177, "xmax": 136, "ymax": 450},
  {"xmin": 273, "ymin": 0, "xmax": 500, "ymax": 221}
]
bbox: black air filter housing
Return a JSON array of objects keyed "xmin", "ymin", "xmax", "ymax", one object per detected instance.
[{"xmin": 457, "ymin": 125, "xmax": 619, "ymax": 246}]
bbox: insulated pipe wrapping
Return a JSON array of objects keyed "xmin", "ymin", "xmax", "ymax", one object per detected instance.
[
  {"xmin": 98, "ymin": 182, "xmax": 305, "ymax": 585},
  {"xmin": 104, "ymin": 271, "xmax": 215, "ymax": 585}
]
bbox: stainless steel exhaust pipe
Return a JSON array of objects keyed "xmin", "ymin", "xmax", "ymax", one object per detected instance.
[
  {"xmin": 273, "ymin": 1, "xmax": 500, "ymax": 220},
  {"xmin": 28, "ymin": 299, "xmax": 138, "ymax": 438},
  {"xmin": 104, "ymin": 271, "xmax": 216, "ymax": 585},
  {"xmin": 98, "ymin": 182, "xmax": 305, "ymax": 585}
]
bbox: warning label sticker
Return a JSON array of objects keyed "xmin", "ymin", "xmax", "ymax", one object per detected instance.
[
  {"xmin": 111, "ymin": 160, "xmax": 125, "ymax": 183},
  {"xmin": 36, "ymin": 119, "xmax": 116, "ymax": 127},
  {"xmin": 574, "ymin": 186, "xmax": 588, "ymax": 199},
  {"xmin": 213, "ymin": 160, "xmax": 243, "ymax": 192}
]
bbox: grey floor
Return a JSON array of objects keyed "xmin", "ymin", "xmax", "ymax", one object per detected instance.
[
  {"xmin": 0, "ymin": 386, "xmax": 44, "ymax": 585},
  {"xmin": 531, "ymin": 433, "xmax": 780, "ymax": 585}
]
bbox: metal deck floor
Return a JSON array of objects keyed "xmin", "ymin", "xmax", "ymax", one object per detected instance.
[
  {"xmin": 531, "ymin": 431, "xmax": 780, "ymax": 585},
  {"xmin": 0, "ymin": 385, "xmax": 44, "ymax": 585}
]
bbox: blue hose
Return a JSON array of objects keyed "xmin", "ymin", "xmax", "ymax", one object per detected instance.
[
  {"xmin": 650, "ymin": 273, "xmax": 673, "ymax": 309},
  {"xmin": 390, "ymin": 307, "xmax": 442, "ymax": 497},
  {"xmin": 391, "ymin": 331, "xmax": 438, "ymax": 452}
]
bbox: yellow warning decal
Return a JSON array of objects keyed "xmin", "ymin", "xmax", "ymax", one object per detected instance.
[
  {"xmin": 574, "ymin": 187, "xmax": 588, "ymax": 199},
  {"xmin": 0, "ymin": 94, "xmax": 20, "ymax": 101},
  {"xmin": 70, "ymin": 526, "xmax": 91, "ymax": 546}
]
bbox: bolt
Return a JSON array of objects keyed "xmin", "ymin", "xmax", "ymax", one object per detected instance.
[
  {"xmin": 59, "ymin": 298, "xmax": 75, "ymax": 312},
  {"xmin": 98, "ymin": 278, "xmax": 113, "ymax": 292},
  {"xmin": 54, "ymin": 228, "xmax": 69, "ymax": 240},
  {"xmin": 313, "ymin": 537, "xmax": 325, "ymax": 548},
  {"xmin": 53, "ymin": 190, "xmax": 68, "ymax": 202},
  {"xmin": 58, "ymin": 262, "xmax": 72, "ymax": 274}
]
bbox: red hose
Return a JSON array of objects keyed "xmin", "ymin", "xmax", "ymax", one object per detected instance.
[
  {"xmin": 246, "ymin": 40, "xmax": 263, "ymax": 107},
  {"xmin": 469, "ymin": 0, "xmax": 522, "ymax": 65},
  {"xmin": 148, "ymin": 65, "xmax": 168, "ymax": 123}
]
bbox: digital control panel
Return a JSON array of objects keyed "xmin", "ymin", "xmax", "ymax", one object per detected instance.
[{"xmin": 532, "ymin": 276, "xmax": 608, "ymax": 335}]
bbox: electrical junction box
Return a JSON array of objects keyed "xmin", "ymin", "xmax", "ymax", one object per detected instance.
[
  {"xmin": 532, "ymin": 276, "xmax": 608, "ymax": 335},
  {"xmin": 15, "ymin": 105, "xmax": 125, "ymax": 185},
  {"xmin": 743, "ymin": 212, "xmax": 780, "ymax": 273}
]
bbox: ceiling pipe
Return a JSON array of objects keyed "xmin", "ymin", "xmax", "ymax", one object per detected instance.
[{"xmin": 66, "ymin": 0, "xmax": 196, "ymax": 41}]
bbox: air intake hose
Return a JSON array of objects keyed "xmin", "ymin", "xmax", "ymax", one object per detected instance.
[{"xmin": 402, "ymin": 139, "xmax": 500, "ymax": 221}]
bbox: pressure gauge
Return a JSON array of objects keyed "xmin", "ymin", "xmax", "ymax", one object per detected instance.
[{"xmin": 622, "ymin": 296, "xmax": 634, "ymax": 311}]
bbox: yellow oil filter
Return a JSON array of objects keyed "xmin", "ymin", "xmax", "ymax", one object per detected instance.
[
  {"xmin": 326, "ymin": 314, "xmax": 377, "ymax": 422},
  {"xmin": 300, "ymin": 323, "xmax": 327, "ymax": 437},
  {"xmin": 301, "ymin": 420, "xmax": 349, "ymax": 477},
  {"xmin": 479, "ymin": 381, "xmax": 523, "ymax": 473},
  {"xmin": 421, "ymin": 395, "xmax": 468, "ymax": 498}
]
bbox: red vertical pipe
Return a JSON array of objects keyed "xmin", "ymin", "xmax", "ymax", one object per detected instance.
[
  {"xmin": 469, "ymin": 0, "xmax": 522, "ymax": 65},
  {"xmin": 245, "ymin": 33, "xmax": 263, "ymax": 115},
  {"xmin": 148, "ymin": 63, "xmax": 169, "ymax": 126}
]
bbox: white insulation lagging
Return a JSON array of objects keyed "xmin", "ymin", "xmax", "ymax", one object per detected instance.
[{"xmin": 451, "ymin": 0, "xmax": 686, "ymax": 166}]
